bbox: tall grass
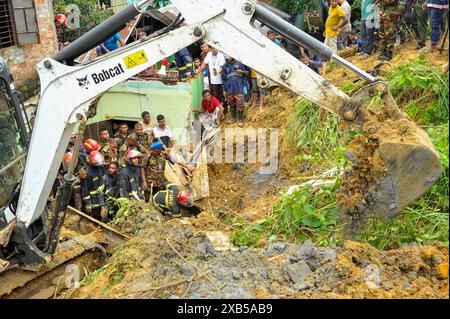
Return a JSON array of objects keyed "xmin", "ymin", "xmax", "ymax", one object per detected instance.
[
  {"xmin": 230, "ymin": 58, "xmax": 449, "ymax": 250},
  {"xmin": 387, "ymin": 54, "xmax": 449, "ymax": 125}
]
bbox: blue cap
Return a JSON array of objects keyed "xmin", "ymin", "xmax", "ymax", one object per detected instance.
[{"xmin": 151, "ymin": 141, "xmax": 164, "ymax": 150}]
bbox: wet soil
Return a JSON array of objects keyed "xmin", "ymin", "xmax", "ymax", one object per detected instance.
[{"xmin": 63, "ymin": 216, "xmax": 448, "ymax": 299}]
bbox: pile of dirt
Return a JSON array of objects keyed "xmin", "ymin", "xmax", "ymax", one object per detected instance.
[
  {"xmin": 337, "ymin": 134, "xmax": 387, "ymax": 231},
  {"xmin": 324, "ymin": 40, "xmax": 449, "ymax": 87},
  {"xmin": 62, "ymin": 215, "xmax": 448, "ymax": 299}
]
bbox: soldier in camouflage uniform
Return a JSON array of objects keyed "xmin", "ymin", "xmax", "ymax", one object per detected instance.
[
  {"xmin": 141, "ymin": 141, "xmax": 194, "ymax": 201},
  {"xmin": 100, "ymin": 138, "xmax": 119, "ymax": 166},
  {"xmin": 134, "ymin": 122, "xmax": 152, "ymax": 152},
  {"xmin": 118, "ymin": 133, "xmax": 149, "ymax": 167},
  {"xmin": 114, "ymin": 123, "xmax": 129, "ymax": 147},
  {"xmin": 377, "ymin": 0, "xmax": 400, "ymax": 60},
  {"xmin": 141, "ymin": 143, "xmax": 168, "ymax": 200},
  {"xmin": 414, "ymin": 0, "xmax": 429, "ymax": 49}
]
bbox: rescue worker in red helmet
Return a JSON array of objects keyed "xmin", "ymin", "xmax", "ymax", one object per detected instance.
[
  {"xmin": 84, "ymin": 139, "xmax": 100, "ymax": 153},
  {"xmin": 152, "ymin": 182, "xmax": 194, "ymax": 218},
  {"xmin": 82, "ymin": 151, "xmax": 107, "ymax": 221},
  {"xmin": 118, "ymin": 150, "xmax": 144, "ymax": 200},
  {"xmin": 60, "ymin": 151, "xmax": 84, "ymax": 211},
  {"xmin": 55, "ymin": 14, "xmax": 69, "ymax": 50}
]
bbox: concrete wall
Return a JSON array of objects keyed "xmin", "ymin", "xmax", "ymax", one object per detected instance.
[{"xmin": 0, "ymin": 0, "xmax": 58, "ymax": 98}]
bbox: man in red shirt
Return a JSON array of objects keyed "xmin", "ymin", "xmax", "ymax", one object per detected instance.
[{"xmin": 194, "ymin": 90, "xmax": 225, "ymax": 128}]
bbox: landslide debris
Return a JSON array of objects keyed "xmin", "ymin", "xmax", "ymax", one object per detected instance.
[{"xmin": 63, "ymin": 213, "xmax": 448, "ymax": 299}]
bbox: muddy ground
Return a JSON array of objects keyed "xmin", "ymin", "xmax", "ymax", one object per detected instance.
[
  {"xmin": 62, "ymin": 214, "xmax": 448, "ymax": 299},
  {"xmin": 58, "ymin": 40, "xmax": 449, "ymax": 299}
]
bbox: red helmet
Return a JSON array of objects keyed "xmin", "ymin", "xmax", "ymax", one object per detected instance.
[
  {"xmin": 125, "ymin": 149, "xmax": 143, "ymax": 159},
  {"xmin": 84, "ymin": 139, "xmax": 100, "ymax": 153},
  {"xmin": 63, "ymin": 152, "xmax": 73, "ymax": 171},
  {"xmin": 88, "ymin": 151, "xmax": 104, "ymax": 166},
  {"xmin": 55, "ymin": 14, "xmax": 67, "ymax": 26},
  {"xmin": 177, "ymin": 191, "xmax": 193, "ymax": 207},
  {"xmin": 161, "ymin": 58, "xmax": 169, "ymax": 67}
]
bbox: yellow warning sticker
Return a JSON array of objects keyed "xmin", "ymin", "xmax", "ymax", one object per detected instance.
[{"xmin": 123, "ymin": 50, "xmax": 148, "ymax": 69}]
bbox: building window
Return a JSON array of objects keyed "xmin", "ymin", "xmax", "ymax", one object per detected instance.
[
  {"xmin": 0, "ymin": 0, "xmax": 15, "ymax": 48},
  {"xmin": 0, "ymin": 0, "xmax": 40, "ymax": 49}
]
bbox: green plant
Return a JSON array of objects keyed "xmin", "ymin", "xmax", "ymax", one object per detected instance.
[
  {"xmin": 273, "ymin": 0, "xmax": 309, "ymax": 16},
  {"xmin": 53, "ymin": 0, "xmax": 113, "ymax": 39},
  {"xmin": 151, "ymin": 0, "xmax": 171, "ymax": 9},
  {"xmin": 80, "ymin": 264, "xmax": 109, "ymax": 286},
  {"xmin": 231, "ymin": 183, "xmax": 345, "ymax": 247},
  {"xmin": 386, "ymin": 55, "xmax": 449, "ymax": 125},
  {"xmin": 287, "ymin": 100, "xmax": 341, "ymax": 154}
]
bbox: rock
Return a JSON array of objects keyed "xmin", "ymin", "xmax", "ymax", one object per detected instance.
[
  {"xmin": 232, "ymin": 270, "xmax": 242, "ymax": 280},
  {"xmin": 239, "ymin": 246, "xmax": 248, "ymax": 253},
  {"xmin": 286, "ymin": 261, "xmax": 314, "ymax": 284},
  {"xmin": 319, "ymin": 249, "xmax": 337, "ymax": 263},
  {"xmin": 206, "ymin": 243, "xmax": 217, "ymax": 256},
  {"xmin": 197, "ymin": 242, "xmax": 217, "ymax": 257},
  {"xmin": 183, "ymin": 228, "xmax": 194, "ymax": 239},
  {"xmin": 266, "ymin": 242, "xmax": 289, "ymax": 255},
  {"xmin": 292, "ymin": 281, "xmax": 314, "ymax": 291},
  {"xmin": 215, "ymin": 266, "xmax": 228, "ymax": 279},
  {"xmin": 168, "ymin": 295, "xmax": 180, "ymax": 299},
  {"xmin": 261, "ymin": 271, "xmax": 270, "ymax": 280},
  {"xmin": 180, "ymin": 265, "xmax": 194, "ymax": 276},
  {"xmin": 289, "ymin": 240, "xmax": 315, "ymax": 262},
  {"xmin": 407, "ymin": 271, "xmax": 418, "ymax": 281},
  {"xmin": 403, "ymin": 282, "xmax": 410, "ymax": 289}
]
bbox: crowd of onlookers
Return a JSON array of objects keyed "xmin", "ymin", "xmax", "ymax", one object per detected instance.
[{"xmin": 324, "ymin": 0, "xmax": 448, "ymax": 61}]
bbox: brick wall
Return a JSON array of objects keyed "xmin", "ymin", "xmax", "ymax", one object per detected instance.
[{"xmin": 0, "ymin": 0, "xmax": 58, "ymax": 98}]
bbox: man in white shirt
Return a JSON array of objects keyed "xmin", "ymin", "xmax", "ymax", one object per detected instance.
[
  {"xmin": 337, "ymin": 0, "xmax": 352, "ymax": 51},
  {"xmin": 153, "ymin": 114, "xmax": 174, "ymax": 151},
  {"xmin": 196, "ymin": 47, "xmax": 226, "ymax": 107}
]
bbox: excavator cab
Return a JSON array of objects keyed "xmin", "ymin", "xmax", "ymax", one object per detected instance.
[
  {"xmin": 0, "ymin": 58, "xmax": 30, "ymax": 221},
  {"xmin": 0, "ymin": 58, "xmax": 48, "ymax": 272}
]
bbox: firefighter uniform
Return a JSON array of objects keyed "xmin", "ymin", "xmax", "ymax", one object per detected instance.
[
  {"xmin": 82, "ymin": 165, "xmax": 107, "ymax": 220},
  {"xmin": 152, "ymin": 183, "xmax": 183, "ymax": 217},
  {"xmin": 171, "ymin": 48, "xmax": 194, "ymax": 82},
  {"xmin": 118, "ymin": 164, "xmax": 144, "ymax": 199},
  {"xmin": 103, "ymin": 173, "xmax": 120, "ymax": 215},
  {"xmin": 378, "ymin": 0, "xmax": 400, "ymax": 60},
  {"xmin": 73, "ymin": 146, "xmax": 90, "ymax": 211}
]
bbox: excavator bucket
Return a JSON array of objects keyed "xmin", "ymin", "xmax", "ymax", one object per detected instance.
[{"xmin": 337, "ymin": 113, "xmax": 443, "ymax": 222}]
